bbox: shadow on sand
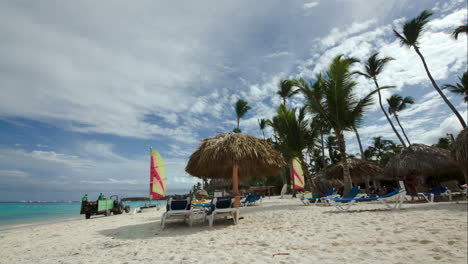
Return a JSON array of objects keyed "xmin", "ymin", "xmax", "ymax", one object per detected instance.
[
  {"xmin": 322, "ymin": 201, "xmax": 468, "ymax": 214},
  {"xmin": 99, "ymin": 217, "xmax": 233, "ymax": 240}
]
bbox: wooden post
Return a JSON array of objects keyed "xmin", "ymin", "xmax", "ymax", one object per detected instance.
[{"xmin": 233, "ymin": 165, "xmax": 240, "ymax": 208}]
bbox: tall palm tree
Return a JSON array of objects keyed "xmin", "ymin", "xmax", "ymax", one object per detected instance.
[
  {"xmin": 443, "ymin": 72, "xmax": 468, "ymax": 102},
  {"xmin": 296, "ymin": 55, "xmax": 377, "ymax": 196},
  {"xmin": 277, "ymin": 79, "xmax": 299, "ymax": 106},
  {"xmin": 356, "ymin": 52, "xmax": 407, "ymax": 148},
  {"xmin": 453, "ymin": 24, "xmax": 468, "ymax": 39},
  {"xmin": 266, "ymin": 105, "xmax": 315, "ymax": 197},
  {"xmin": 387, "ymin": 94, "xmax": 414, "ymax": 146},
  {"xmin": 258, "ymin": 118, "xmax": 267, "ymax": 139},
  {"xmin": 234, "ymin": 99, "xmax": 251, "ymax": 133},
  {"xmin": 393, "ymin": 10, "xmax": 466, "ymax": 128}
]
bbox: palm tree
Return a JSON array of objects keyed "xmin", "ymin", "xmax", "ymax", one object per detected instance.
[
  {"xmin": 234, "ymin": 99, "xmax": 251, "ymax": 133},
  {"xmin": 266, "ymin": 105, "xmax": 315, "ymax": 197},
  {"xmin": 393, "ymin": 10, "xmax": 466, "ymax": 128},
  {"xmin": 387, "ymin": 94, "xmax": 414, "ymax": 146},
  {"xmin": 356, "ymin": 52, "xmax": 407, "ymax": 148},
  {"xmin": 443, "ymin": 72, "xmax": 468, "ymax": 102},
  {"xmin": 296, "ymin": 55, "xmax": 377, "ymax": 196},
  {"xmin": 453, "ymin": 24, "xmax": 468, "ymax": 39},
  {"xmin": 277, "ymin": 79, "xmax": 299, "ymax": 106},
  {"xmin": 258, "ymin": 118, "xmax": 267, "ymax": 139},
  {"xmin": 365, "ymin": 136, "xmax": 395, "ymax": 165}
]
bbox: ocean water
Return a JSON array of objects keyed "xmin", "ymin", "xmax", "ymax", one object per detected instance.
[{"xmin": 0, "ymin": 201, "xmax": 166, "ymax": 230}]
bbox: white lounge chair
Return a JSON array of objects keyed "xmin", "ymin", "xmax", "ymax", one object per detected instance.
[
  {"xmin": 161, "ymin": 197, "xmax": 193, "ymax": 229},
  {"xmin": 206, "ymin": 197, "xmax": 239, "ymax": 227}
]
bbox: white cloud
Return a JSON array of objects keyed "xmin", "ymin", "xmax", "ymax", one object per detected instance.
[
  {"xmin": 0, "ymin": 170, "xmax": 29, "ymax": 178},
  {"xmin": 264, "ymin": 51, "xmax": 292, "ymax": 58},
  {"xmin": 0, "ymin": 145, "xmax": 199, "ymax": 200},
  {"xmin": 303, "ymin": 1, "xmax": 319, "ymax": 10}
]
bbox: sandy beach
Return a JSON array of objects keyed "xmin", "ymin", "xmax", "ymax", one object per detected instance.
[{"xmin": 0, "ymin": 197, "xmax": 466, "ymax": 264}]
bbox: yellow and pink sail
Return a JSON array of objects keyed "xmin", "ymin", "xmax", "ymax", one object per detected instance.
[
  {"xmin": 290, "ymin": 158, "xmax": 304, "ymax": 189},
  {"xmin": 150, "ymin": 149, "xmax": 167, "ymax": 199}
]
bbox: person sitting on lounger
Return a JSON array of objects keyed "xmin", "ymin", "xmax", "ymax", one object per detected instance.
[{"xmin": 378, "ymin": 186, "xmax": 388, "ymax": 196}]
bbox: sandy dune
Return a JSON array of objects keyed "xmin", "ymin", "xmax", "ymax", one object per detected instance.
[{"xmin": 0, "ymin": 197, "xmax": 467, "ymax": 264}]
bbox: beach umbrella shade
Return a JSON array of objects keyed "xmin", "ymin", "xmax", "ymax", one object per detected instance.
[
  {"xmin": 452, "ymin": 128, "xmax": 468, "ymax": 184},
  {"xmin": 325, "ymin": 158, "xmax": 384, "ymax": 184},
  {"xmin": 384, "ymin": 144, "xmax": 461, "ymax": 180},
  {"xmin": 185, "ymin": 133, "xmax": 285, "ymax": 208}
]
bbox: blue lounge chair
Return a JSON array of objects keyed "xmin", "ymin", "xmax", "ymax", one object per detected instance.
[
  {"xmin": 241, "ymin": 194, "xmax": 262, "ymax": 206},
  {"xmin": 161, "ymin": 197, "xmax": 193, "ymax": 229},
  {"xmin": 326, "ymin": 186, "xmax": 361, "ymax": 203},
  {"xmin": 329, "ymin": 182, "xmax": 407, "ymax": 211},
  {"xmin": 408, "ymin": 186, "xmax": 452, "ymax": 203},
  {"xmin": 206, "ymin": 197, "xmax": 239, "ymax": 227},
  {"xmin": 300, "ymin": 188, "xmax": 339, "ymax": 206}
]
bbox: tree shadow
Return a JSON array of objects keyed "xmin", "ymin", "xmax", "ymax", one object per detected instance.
[
  {"xmin": 99, "ymin": 216, "xmax": 232, "ymax": 240},
  {"xmin": 322, "ymin": 201, "xmax": 468, "ymax": 214}
]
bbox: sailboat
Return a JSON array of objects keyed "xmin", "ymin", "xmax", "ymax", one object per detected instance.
[
  {"xmin": 145, "ymin": 149, "xmax": 166, "ymax": 209},
  {"xmin": 290, "ymin": 157, "xmax": 305, "ymax": 190}
]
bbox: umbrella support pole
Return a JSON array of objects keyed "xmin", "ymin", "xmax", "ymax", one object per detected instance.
[{"xmin": 233, "ymin": 165, "xmax": 240, "ymax": 209}]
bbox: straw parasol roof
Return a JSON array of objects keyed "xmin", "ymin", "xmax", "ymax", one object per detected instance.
[
  {"xmin": 324, "ymin": 158, "xmax": 384, "ymax": 183},
  {"xmin": 185, "ymin": 133, "xmax": 285, "ymax": 208},
  {"xmin": 452, "ymin": 128, "xmax": 468, "ymax": 183},
  {"xmin": 384, "ymin": 144, "xmax": 461, "ymax": 179},
  {"xmin": 185, "ymin": 133, "xmax": 285, "ymax": 179}
]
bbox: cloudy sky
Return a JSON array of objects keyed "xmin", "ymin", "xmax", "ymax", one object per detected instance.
[{"xmin": 0, "ymin": 0, "xmax": 466, "ymax": 201}]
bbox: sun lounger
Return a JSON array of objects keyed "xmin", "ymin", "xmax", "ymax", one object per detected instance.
[
  {"xmin": 206, "ymin": 197, "xmax": 239, "ymax": 227},
  {"xmin": 161, "ymin": 197, "xmax": 193, "ymax": 229},
  {"xmin": 407, "ymin": 187, "xmax": 452, "ymax": 203},
  {"xmin": 326, "ymin": 186, "xmax": 360, "ymax": 202},
  {"xmin": 241, "ymin": 194, "xmax": 262, "ymax": 206},
  {"xmin": 329, "ymin": 188, "xmax": 406, "ymax": 211},
  {"xmin": 300, "ymin": 188, "xmax": 339, "ymax": 206},
  {"xmin": 329, "ymin": 181, "xmax": 407, "ymax": 211}
]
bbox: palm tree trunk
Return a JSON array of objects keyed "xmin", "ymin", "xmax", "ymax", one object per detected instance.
[
  {"xmin": 373, "ymin": 78, "xmax": 408, "ymax": 148},
  {"xmin": 394, "ymin": 114, "xmax": 411, "ymax": 146},
  {"xmin": 320, "ymin": 133, "xmax": 327, "ymax": 170},
  {"xmin": 290, "ymin": 162, "xmax": 297, "ymax": 198},
  {"xmin": 336, "ymin": 132, "xmax": 352, "ymax": 196},
  {"xmin": 353, "ymin": 126, "xmax": 370, "ymax": 191},
  {"xmin": 236, "ymin": 118, "xmax": 240, "ymax": 131},
  {"xmin": 300, "ymin": 157, "xmax": 315, "ymax": 196},
  {"xmin": 413, "ymin": 46, "xmax": 467, "ymax": 128},
  {"xmin": 353, "ymin": 126, "xmax": 365, "ymax": 160}
]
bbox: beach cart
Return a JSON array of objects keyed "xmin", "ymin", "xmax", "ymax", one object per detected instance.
[{"xmin": 80, "ymin": 195, "xmax": 130, "ymax": 219}]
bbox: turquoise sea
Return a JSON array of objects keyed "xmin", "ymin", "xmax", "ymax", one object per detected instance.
[{"xmin": 0, "ymin": 201, "xmax": 166, "ymax": 230}]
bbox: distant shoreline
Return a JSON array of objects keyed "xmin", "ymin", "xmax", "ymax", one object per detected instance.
[{"xmin": 0, "ymin": 216, "xmax": 83, "ymax": 231}]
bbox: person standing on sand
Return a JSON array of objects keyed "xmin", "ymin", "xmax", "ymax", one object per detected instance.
[
  {"xmin": 81, "ymin": 194, "xmax": 88, "ymax": 202},
  {"xmin": 98, "ymin": 193, "xmax": 105, "ymax": 200}
]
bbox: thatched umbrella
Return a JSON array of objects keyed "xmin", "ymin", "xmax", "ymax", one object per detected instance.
[
  {"xmin": 185, "ymin": 133, "xmax": 285, "ymax": 208},
  {"xmin": 385, "ymin": 144, "xmax": 461, "ymax": 180},
  {"xmin": 452, "ymin": 128, "xmax": 468, "ymax": 184},
  {"xmin": 325, "ymin": 158, "xmax": 384, "ymax": 184}
]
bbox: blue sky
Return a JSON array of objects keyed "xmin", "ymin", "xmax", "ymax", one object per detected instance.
[{"xmin": 0, "ymin": 0, "xmax": 466, "ymax": 201}]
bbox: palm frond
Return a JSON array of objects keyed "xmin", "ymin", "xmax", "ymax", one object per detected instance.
[
  {"xmin": 235, "ymin": 99, "xmax": 251, "ymax": 119},
  {"xmin": 453, "ymin": 24, "xmax": 468, "ymax": 39},
  {"xmin": 395, "ymin": 9, "xmax": 433, "ymax": 47}
]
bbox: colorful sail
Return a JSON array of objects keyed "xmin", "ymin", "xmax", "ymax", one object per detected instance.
[
  {"xmin": 150, "ymin": 149, "xmax": 167, "ymax": 199},
  {"xmin": 290, "ymin": 158, "xmax": 304, "ymax": 189}
]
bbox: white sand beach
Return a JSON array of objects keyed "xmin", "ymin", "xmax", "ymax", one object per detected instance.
[{"xmin": 0, "ymin": 197, "xmax": 467, "ymax": 264}]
